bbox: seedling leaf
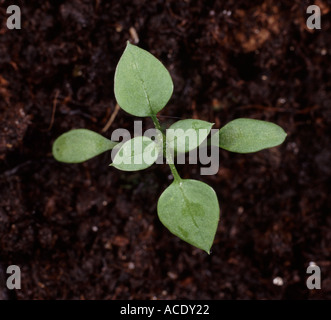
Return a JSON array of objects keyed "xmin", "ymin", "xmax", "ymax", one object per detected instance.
[
  {"xmin": 157, "ymin": 179, "xmax": 220, "ymax": 253},
  {"xmin": 216, "ymin": 118, "xmax": 287, "ymax": 153},
  {"xmin": 166, "ymin": 119, "xmax": 213, "ymax": 153},
  {"xmin": 111, "ymin": 136, "xmax": 159, "ymax": 171},
  {"xmin": 52, "ymin": 129, "xmax": 117, "ymax": 163},
  {"xmin": 114, "ymin": 42, "xmax": 173, "ymax": 117}
]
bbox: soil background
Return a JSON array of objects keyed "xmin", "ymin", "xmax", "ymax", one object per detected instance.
[{"xmin": 0, "ymin": 0, "xmax": 331, "ymax": 299}]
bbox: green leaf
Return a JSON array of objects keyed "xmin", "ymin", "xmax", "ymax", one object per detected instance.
[
  {"xmin": 157, "ymin": 179, "xmax": 220, "ymax": 253},
  {"xmin": 114, "ymin": 42, "xmax": 173, "ymax": 117},
  {"xmin": 111, "ymin": 136, "xmax": 159, "ymax": 171},
  {"xmin": 166, "ymin": 119, "xmax": 213, "ymax": 153},
  {"xmin": 52, "ymin": 129, "xmax": 117, "ymax": 163},
  {"xmin": 216, "ymin": 118, "xmax": 287, "ymax": 153}
]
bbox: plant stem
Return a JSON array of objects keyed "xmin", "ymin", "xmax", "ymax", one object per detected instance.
[
  {"xmin": 150, "ymin": 114, "xmax": 162, "ymax": 131},
  {"xmin": 150, "ymin": 114, "xmax": 182, "ymax": 183},
  {"xmin": 167, "ymin": 159, "xmax": 181, "ymax": 183}
]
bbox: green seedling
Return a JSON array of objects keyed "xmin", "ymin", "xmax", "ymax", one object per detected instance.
[{"xmin": 52, "ymin": 42, "xmax": 287, "ymax": 253}]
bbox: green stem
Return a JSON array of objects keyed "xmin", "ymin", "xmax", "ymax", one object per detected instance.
[
  {"xmin": 168, "ymin": 161, "xmax": 181, "ymax": 183},
  {"xmin": 150, "ymin": 114, "xmax": 182, "ymax": 183},
  {"xmin": 150, "ymin": 114, "xmax": 162, "ymax": 131}
]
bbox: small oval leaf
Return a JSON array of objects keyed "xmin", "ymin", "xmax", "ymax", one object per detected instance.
[
  {"xmin": 166, "ymin": 119, "xmax": 213, "ymax": 153},
  {"xmin": 217, "ymin": 118, "xmax": 287, "ymax": 153},
  {"xmin": 111, "ymin": 136, "xmax": 159, "ymax": 171},
  {"xmin": 157, "ymin": 179, "xmax": 220, "ymax": 253},
  {"xmin": 114, "ymin": 42, "xmax": 174, "ymax": 117},
  {"xmin": 52, "ymin": 129, "xmax": 117, "ymax": 163}
]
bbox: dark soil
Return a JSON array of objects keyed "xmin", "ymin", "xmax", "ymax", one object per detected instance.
[{"xmin": 0, "ymin": 0, "xmax": 331, "ymax": 299}]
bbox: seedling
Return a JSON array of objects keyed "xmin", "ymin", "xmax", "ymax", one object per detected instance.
[{"xmin": 52, "ymin": 42, "xmax": 287, "ymax": 253}]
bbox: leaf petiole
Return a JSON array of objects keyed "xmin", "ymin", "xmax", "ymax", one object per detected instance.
[{"xmin": 150, "ymin": 114, "xmax": 182, "ymax": 183}]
